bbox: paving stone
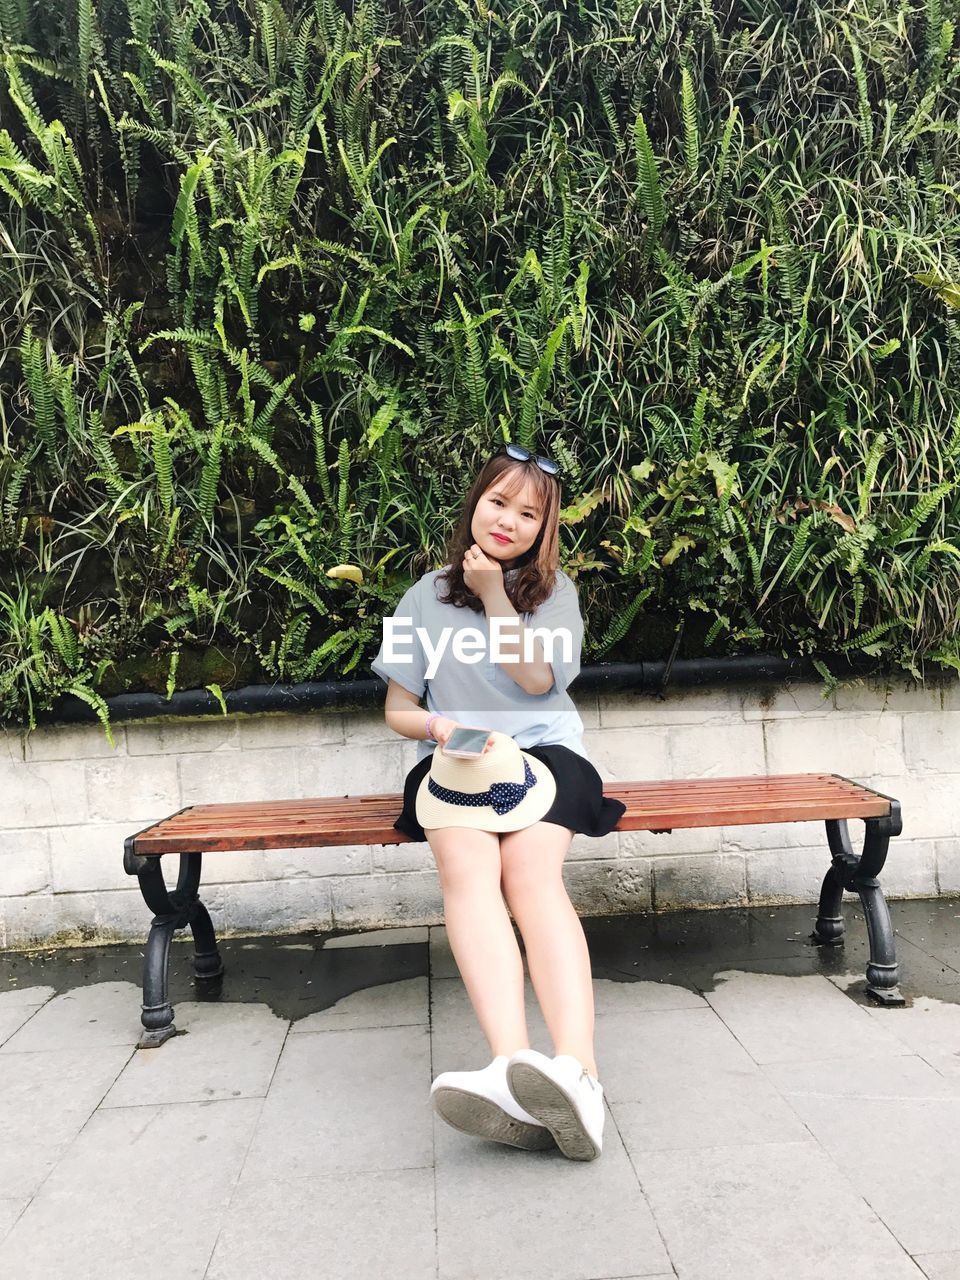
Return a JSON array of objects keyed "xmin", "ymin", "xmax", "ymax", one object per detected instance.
[
  {"xmin": 290, "ymin": 974, "xmax": 428, "ymax": 1033},
  {"xmin": 429, "ymin": 925, "xmax": 459, "ymax": 980},
  {"xmin": 0, "ymin": 1098, "xmax": 261, "ymax": 1280},
  {"xmin": 206, "ymin": 1169, "xmax": 436, "ymax": 1279},
  {"xmin": 593, "ymin": 977, "xmax": 707, "ymax": 1015},
  {"xmin": 613, "ymin": 1065, "xmax": 807, "ymax": 1153},
  {"xmin": 0, "ymin": 1198, "xmax": 25, "ymax": 1244},
  {"xmin": 634, "ymin": 1140, "xmax": 925, "ymax": 1279},
  {"xmin": 782, "ymin": 1090, "xmax": 960, "ymax": 1255},
  {"xmin": 703, "ymin": 969, "xmax": 907, "ymax": 1064},
  {"xmin": 891, "ymin": 899, "xmax": 960, "ymax": 957},
  {"xmin": 0, "ymin": 981, "xmax": 141, "ymax": 1052},
  {"xmin": 763, "ymin": 1052, "xmax": 960, "ymax": 1101},
  {"xmin": 587, "ymin": 906, "xmax": 796, "ymax": 972},
  {"xmin": 914, "ymin": 1252, "xmax": 960, "ymax": 1279},
  {"xmin": 433, "ymin": 1116, "xmax": 671, "ymax": 1280},
  {"xmin": 239, "ymin": 1024, "xmax": 432, "ymax": 1181},
  {"xmin": 0, "ymin": 986, "xmax": 54, "ymax": 1047},
  {"xmin": 3, "ymin": 900, "xmax": 960, "ymax": 1280},
  {"xmin": 862, "ymin": 994, "xmax": 960, "ymax": 1077},
  {"xmin": 102, "ymin": 1002, "xmax": 287, "ymax": 1107},
  {"xmin": 0, "ymin": 1044, "xmax": 134, "ymax": 1199},
  {"xmin": 429, "ymin": 975, "xmax": 550, "ymax": 1071},
  {"xmin": 594, "ymin": 1007, "xmax": 759, "ymax": 1104},
  {"xmin": 0, "ymin": 984, "xmax": 56, "ymax": 1009},
  {"xmin": 323, "ymin": 925, "xmax": 428, "ymax": 948}
]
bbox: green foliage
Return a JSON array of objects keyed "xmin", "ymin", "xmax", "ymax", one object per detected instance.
[{"xmin": 2, "ymin": 0, "xmax": 960, "ymax": 730}]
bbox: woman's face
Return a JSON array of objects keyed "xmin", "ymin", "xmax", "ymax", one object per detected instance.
[{"xmin": 470, "ymin": 468, "xmax": 544, "ymax": 569}]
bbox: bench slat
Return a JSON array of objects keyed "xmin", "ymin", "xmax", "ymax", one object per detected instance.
[
  {"xmin": 143, "ymin": 772, "xmax": 852, "ymax": 818},
  {"xmin": 151, "ymin": 791, "xmax": 885, "ymax": 835},
  {"xmin": 149, "ymin": 774, "xmax": 874, "ymax": 816},
  {"xmin": 131, "ymin": 773, "xmax": 892, "ymax": 855}
]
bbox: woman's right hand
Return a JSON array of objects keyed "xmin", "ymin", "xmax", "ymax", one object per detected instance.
[
  {"xmin": 432, "ymin": 717, "xmax": 495, "ymax": 754},
  {"xmin": 431, "ymin": 716, "xmax": 459, "ymax": 748}
]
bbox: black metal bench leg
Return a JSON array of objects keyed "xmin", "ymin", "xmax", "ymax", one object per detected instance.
[
  {"xmin": 812, "ymin": 862, "xmax": 846, "ymax": 946},
  {"xmin": 858, "ymin": 877, "xmax": 901, "ymax": 1004},
  {"xmin": 123, "ymin": 843, "xmax": 223, "ymax": 1047},
  {"xmin": 141, "ymin": 915, "xmax": 178, "ymax": 1048},
  {"xmin": 810, "ymin": 808, "xmax": 904, "ymax": 1006},
  {"xmin": 190, "ymin": 901, "xmax": 225, "ymax": 984}
]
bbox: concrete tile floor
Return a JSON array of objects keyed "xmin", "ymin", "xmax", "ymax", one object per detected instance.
[{"xmin": 0, "ymin": 900, "xmax": 958, "ymax": 1279}]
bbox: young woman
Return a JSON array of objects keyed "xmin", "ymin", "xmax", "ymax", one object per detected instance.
[{"xmin": 371, "ymin": 445, "xmax": 625, "ymax": 1161}]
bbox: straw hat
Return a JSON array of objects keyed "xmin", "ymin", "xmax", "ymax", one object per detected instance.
[{"xmin": 415, "ymin": 730, "xmax": 557, "ymax": 833}]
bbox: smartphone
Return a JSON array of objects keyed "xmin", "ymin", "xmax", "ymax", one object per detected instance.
[{"xmin": 442, "ymin": 727, "xmax": 493, "ymax": 758}]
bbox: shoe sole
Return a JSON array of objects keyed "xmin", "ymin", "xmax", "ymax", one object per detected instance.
[
  {"xmin": 506, "ymin": 1063, "xmax": 602, "ymax": 1161},
  {"xmin": 431, "ymin": 1086, "xmax": 555, "ymax": 1151}
]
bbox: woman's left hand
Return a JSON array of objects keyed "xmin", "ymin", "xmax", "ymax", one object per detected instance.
[{"xmin": 462, "ymin": 543, "xmax": 505, "ymax": 604}]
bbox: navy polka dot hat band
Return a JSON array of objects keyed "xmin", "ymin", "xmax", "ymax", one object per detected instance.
[
  {"xmin": 427, "ymin": 756, "xmax": 537, "ymax": 816},
  {"xmin": 415, "ymin": 730, "xmax": 557, "ymax": 833}
]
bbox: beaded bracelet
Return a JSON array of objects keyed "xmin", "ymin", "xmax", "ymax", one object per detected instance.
[{"xmin": 424, "ymin": 712, "xmax": 440, "ymax": 742}]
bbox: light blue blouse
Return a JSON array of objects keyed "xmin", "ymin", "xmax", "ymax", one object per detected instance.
[{"xmin": 371, "ymin": 566, "xmax": 588, "ymax": 764}]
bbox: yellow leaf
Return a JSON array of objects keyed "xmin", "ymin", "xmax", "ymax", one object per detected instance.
[
  {"xmin": 558, "ymin": 489, "xmax": 605, "ymax": 524},
  {"xmin": 629, "ymin": 461, "xmax": 656, "ymax": 481},
  {"xmin": 326, "ymin": 564, "xmax": 364, "ymax": 584},
  {"xmin": 661, "ymin": 535, "xmax": 696, "ymax": 566}
]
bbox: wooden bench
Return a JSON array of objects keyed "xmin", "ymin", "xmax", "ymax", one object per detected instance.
[{"xmin": 123, "ymin": 772, "xmax": 904, "ymax": 1047}]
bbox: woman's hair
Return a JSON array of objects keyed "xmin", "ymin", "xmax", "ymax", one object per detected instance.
[{"xmin": 436, "ymin": 453, "xmax": 562, "ymax": 614}]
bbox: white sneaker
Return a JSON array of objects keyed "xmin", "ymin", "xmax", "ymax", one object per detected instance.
[
  {"xmin": 506, "ymin": 1049, "xmax": 605, "ymax": 1161},
  {"xmin": 430, "ymin": 1056, "xmax": 556, "ymax": 1151}
]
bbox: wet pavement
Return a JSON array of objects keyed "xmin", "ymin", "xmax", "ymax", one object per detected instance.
[{"xmin": 1, "ymin": 898, "xmax": 959, "ymax": 1279}]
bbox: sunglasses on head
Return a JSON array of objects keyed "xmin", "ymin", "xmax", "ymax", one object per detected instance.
[{"xmin": 502, "ymin": 443, "xmax": 561, "ymax": 477}]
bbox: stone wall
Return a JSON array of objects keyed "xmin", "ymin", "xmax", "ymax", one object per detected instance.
[{"xmin": 1, "ymin": 679, "xmax": 958, "ymax": 949}]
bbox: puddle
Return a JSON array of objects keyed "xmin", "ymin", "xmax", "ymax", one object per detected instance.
[
  {"xmin": 1, "ymin": 901, "xmax": 958, "ymax": 1022},
  {"xmin": 0, "ymin": 930, "xmax": 429, "ymax": 1024}
]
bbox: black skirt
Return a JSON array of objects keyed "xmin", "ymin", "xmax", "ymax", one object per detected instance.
[{"xmin": 393, "ymin": 743, "xmax": 626, "ymax": 843}]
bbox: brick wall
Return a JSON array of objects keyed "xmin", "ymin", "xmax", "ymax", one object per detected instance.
[{"xmin": 1, "ymin": 679, "xmax": 957, "ymax": 948}]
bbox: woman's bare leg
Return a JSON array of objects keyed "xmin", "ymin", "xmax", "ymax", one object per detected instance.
[
  {"xmin": 425, "ymin": 825, "xmax": 531, "ymax": 1059},
  {"xmin": 498, "ymin": 822, "xmax": 599, "ymax": 1078}
]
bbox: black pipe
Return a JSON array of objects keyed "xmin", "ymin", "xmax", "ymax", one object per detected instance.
[{"xmin": 26, "ymin": 653, "xmax": 887, "ymax": 730}]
